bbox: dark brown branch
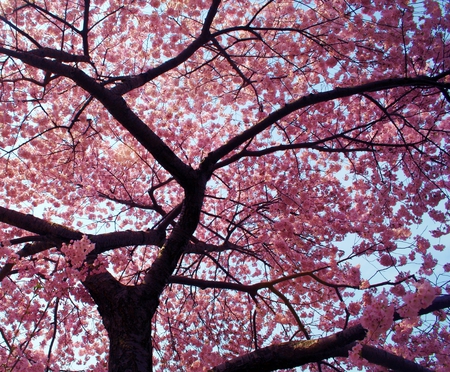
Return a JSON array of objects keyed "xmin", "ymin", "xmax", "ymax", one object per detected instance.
[
  {"xmin": 109, "ymin": 0, "xmax": 221, "ymax": 96},
  {"xmin": 394, "ymin": 294, "xmax": 450, "ymax": 320},
  {"xmin": 209, "ymin": 295, "xmax": 450, "ymax": 371},
  {"xmin": 97, "ymin": 191, "xmax": 158, "ymax": 211},
  {"xmin": 211, "ymin": 37, "xmax": 253, "ymax": 87},
  {"xmin": 0, "ymin": 206, "xmax": 166, "ymax": 252},
  {"xmin": 46, "ymin": 298, "xmax": 60, "ymax": 368},
  {"xmin": 0, "ymin": 204, "xmax": 240, "ymax": 281},
  {"xmin": 0, "ymin": 15, "xmax": 42, "ymax": 47},
  {"xmin": 0, "ymin": 46, "xmax": 195, "ymax": 186},
  {"xmin": 184, "ymin": 240, "xmax": 243, "ymax": 254},
  {"xmin": 209, "ymin": 324, "xmax": 367, "ymax": 372},
  {"xmin": 0, "ymin": 228, "xmax": 166, "ymax": 282},
  {"xmin": 29, "ymin": 48, "xmax": 89, "ymax": 63},
  {"xmin": 201, "ymin": 73, "xmax": 450, "ymax": 172},
  {"xmin": 82, "ymin": 0, "xmax": 90, "ymax": 57},
  {"xmin": 141, "ymin": 178, "xmax": 208, "ymax": 317},
  {"xmin": 360, "ymin": 344, "xmax": 432, "ymax": 372},
  {"xmin": 214, "ymin": 140, "xmax": 375, "ymax": 169},
  {"xmin": 168, "ymin": 275, "xmax": 258, "ymax": 296},
  {"xmin": 0, "ymin": 206, "xmax": 166, "ymax": 281},
  {"xmin": 22, "ymin": 0, "xmax": 81, "ymax": 34},
  {"xmin": 268, "ymin": 285, "xmax": 309, "ymax": 339},
  {"xmin": 0, "ymin": 240, "xmax": 55, "ymax": 282},
  {"xmin": 0, "ymin": 206, "xmax": 82, "ymax": 241}
]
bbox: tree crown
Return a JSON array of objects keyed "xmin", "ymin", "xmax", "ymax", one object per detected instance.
[{"xmin": 0, "ymin": 0, "xmax": 449, "ymax": 371}]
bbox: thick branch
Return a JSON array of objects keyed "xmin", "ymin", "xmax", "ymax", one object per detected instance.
[
  {"xmin": 90, "ymin": 230, "xmax": 165, "ymax": 254},
  {"xmin": 29, "ymin": 48, "xmax": 89, "ymax": 62},
  {"xmin": 361, "ymin": 345, "xmax": 432, "ymax": 372},
  {"xmin": 0, "ymin": 206, "xmax": 165, "ymax": 251},
  {"xmin": 0, "ymin": 206, "xmax": 165, "ymax": 281},
  {"xmin": 0, "ymin": 204, "xmax": 240, "ymax": 282},
  {"xmin": 184, "ymin": 240, "xmax": 243, "ymax": 254},
  {"xmin": 210, "ymin": 332, "xmax": 434, "ymax": 372},
  {"xmin": 0, "ymin": 47, "xmax": 194, "ymax": 185},
  {"xmin": 201, "ymin": 73, "xmax": 450, "ymax": 172},
  {"xmin": 394, "ymin": 294, "xmax": 450, "ymax": 320},
  {"xmin": 142, "ymin": 178, "xmax": 208, "ymax": 316},
  {"xmin": 0, "ymin": 206, "xmax": 82, "ymax": 241},
  {"xmin": 0, "ymin": 240, "xmax": 55, "ymax": 282},
  {"xmin": 209, "ymin": 324, "xmax": 367, "ymax": 372},
  {"xmin": 209, "ymin": 295, "xmax": 450, "ymax": 371},
  {"xmin": 109, "ymin": 0, "xmax": 221, "ymax": 96}
]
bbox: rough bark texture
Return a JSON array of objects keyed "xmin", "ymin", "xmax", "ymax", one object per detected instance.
[
  {"xmin": 360, "ymin": 345, "xmax": 433, "ymax": 372},
  {"xmin": 209, "ymin": 325, "xmax": 367, "ymax": 372},
  {"xmin": 83, "ymin": 272, "xmax": 154, "ymax": 372},
  {"xmin": 209, "ymin": 296, "xmax": 450, "ymax": 372}
]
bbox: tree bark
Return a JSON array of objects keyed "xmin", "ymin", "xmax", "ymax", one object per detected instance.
[
  {"xmin": 83, "ymin": 271, "xmax": 154, "ymax": 372},
  {"xmin": 360, "ymin": 345, "xmax": 432, "ymax": 372},
  {"xmin": 210, "ymin": 295, "xmax": 450, "ymax": 372},
  {"xmin": 209, "ymin": 325, "xmax": 367, "ymax": 372}
]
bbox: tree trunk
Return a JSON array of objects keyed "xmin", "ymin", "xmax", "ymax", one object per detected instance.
[
  {"xmin": 107, "ymin": 321, "xmax": 152, "ymax": 372},
  {"xmin": 83, "ymin": 271, "xmax": 155, "ymax": 372}
]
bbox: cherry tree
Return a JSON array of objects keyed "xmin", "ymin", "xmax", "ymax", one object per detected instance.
[{"xmin": 0, "ymin": 0, "xmax": 450, "ymax": 371}]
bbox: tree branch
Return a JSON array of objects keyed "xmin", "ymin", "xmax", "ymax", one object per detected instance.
[
  {"xmin": 360, "ymin": 344, "xmax": 433, "ymax": 372},
  {"xmin": 0, "ymin": 206, "xmax": 82, "ymax": 241},
  {"xmin": 0, "ymin": 46, "xmax": 195, "ymax": 186},
  {"xmin": 209, "ymin": 324, "xmax": 367, "ymax": 372},
  {"xmin": 109, "ymin": 0, "xmax": 221, "ymax": 96},
  {"xmin": 28, "ymin": 48, "xmax": 89, "ymax": 63},
  {"xmin": 168, "ymin": 275, "xmax": 258, "ymax": 296},
  {"xmin": 184, "ymin": 240, "xmax": 244, "ymax": 254},
  {"xmin": 209, "ymin": 295, "xmax": 450, "ymax": 371},
  {"xmin": 201, "ymin": 73, "xmax": 450, "ymax": 172},
  {"xmin": 394, "ymin": 294, "xmax": 450, "ymax": 320},
  {"xmin": 0, "ymin": 206, "xmax": 165, "ymax": 281}
]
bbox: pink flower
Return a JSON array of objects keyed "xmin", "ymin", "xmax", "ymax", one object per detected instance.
[
  {"xmin": 348, "ymin": 342, "xmax": 365, "ymax": 369},
  {"xmin": 361, "ymin": 291, "xmax": 394, "ymax": 338},
  {"xmin": 379, "ymin": 254, "xmax": 396, "ymax": 267}
]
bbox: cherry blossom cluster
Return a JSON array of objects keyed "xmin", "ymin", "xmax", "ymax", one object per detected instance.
[
  {"xmin": 0, "ymin": 0, "xmax": 449, "ymax": 370},
  {"xmin": 348, "ymin": 342, "xmax": 365, "ymax": 370},
  {"xmin": 360, "ymin": 290, "xmax": 395, "ymax": 338},
  {"xmin": 398, "ymin": 280, "xmax": 438, "ymax": 318},
  {"xmin": 60, "ymin": 236, "xmax": 95, "ymax": 270}
]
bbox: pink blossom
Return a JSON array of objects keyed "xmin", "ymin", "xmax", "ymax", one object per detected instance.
[
  {"xmin": 0, "ymin": 0, "xmax": 448, "ymax": 370},
  {"xmin": 361, "ymin": 291, "xmax": 395, "ymax": 338}
]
